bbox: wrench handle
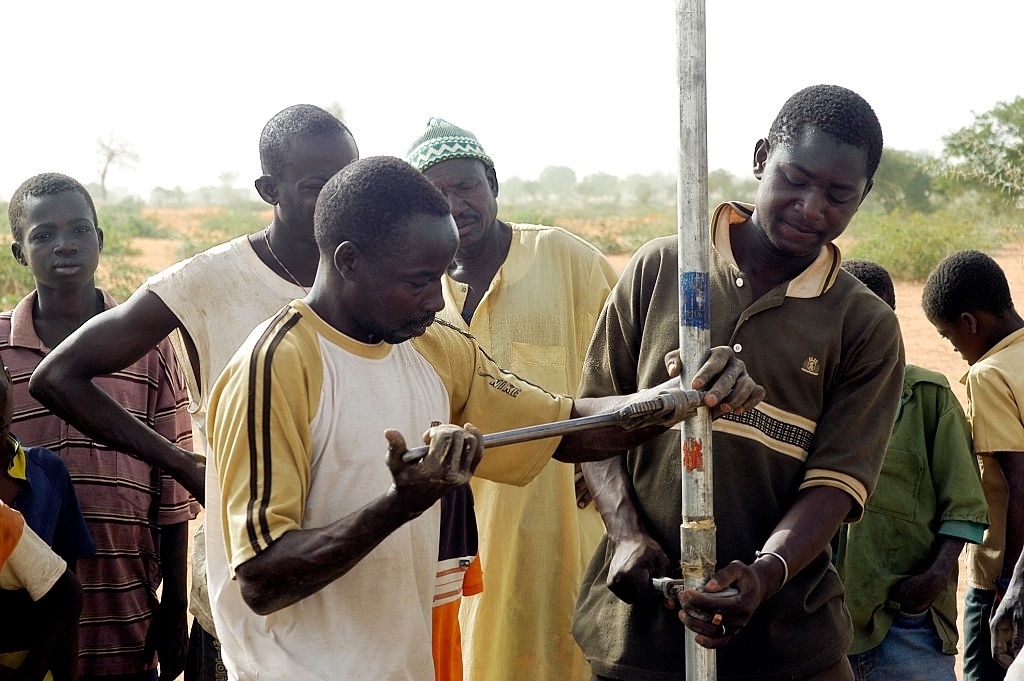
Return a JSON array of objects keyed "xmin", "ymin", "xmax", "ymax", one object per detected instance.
[
  {"xmin": 399, "ymin": 389, "xmax": 704, "ymax": 463},
  {"xmin": 400, "ymin": 411, "xmax": 621, "ymax": 463}
]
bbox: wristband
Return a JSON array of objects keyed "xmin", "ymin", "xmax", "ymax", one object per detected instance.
[{"xmin": 754, "ymin": 550, "xmax": 789, "ymax": 587}]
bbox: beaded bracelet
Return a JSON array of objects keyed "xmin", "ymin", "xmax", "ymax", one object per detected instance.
[{"xmin": 754, "ymin": 550, "xmax": 789, "ymax": 587}]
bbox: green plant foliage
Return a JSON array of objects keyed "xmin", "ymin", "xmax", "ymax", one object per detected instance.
[
  {"xmin": 0, "ymin": 249, "xmax": 38, "ymax": 310},
  {"xmin": 176, "ymin": 206, "xmax": 266, "ymax": 259},
  {"xmin": 100, "ymin": 261, "xmax": 155, "ymax": 302},
  {"xmin": 94, "ymin": 201, "xmax": 173, "ymax": 300},
  {"xmin": 500, "ymin": 205, "xmax": 676, "ymax": 255},
  {"xmin": 497, "ymin": 207, "xmax": 562, "ymax": 228},
  {"xmin": 940, "ymin": 96, "xmax": 1024, "ymax": 207},
  {"xmin": 707, "ymin": 169, "xmax": 758, "ymax": 209},
  {"xmin": 96, "ymin": 201, "xmax": 167, "ymax": 258},
  {"xmin": 0, "ymin": 201, "xmax": 39, "ymax": 308},
  {"xmin": 870, "ymin": 149, "xmax": 938, "ymax": 214},
  {"xmin": 843, "ymin": 207, "xmax": 1009, "ymax": 281}
]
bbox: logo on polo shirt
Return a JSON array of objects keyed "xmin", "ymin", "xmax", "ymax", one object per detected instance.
[
  {"xmin": 489, "ymin": 378, "xmax": 522, "ymax": 398},
  {"xmin": 801, "ymin": 356, "xmax": 821, "ymax": 376}
]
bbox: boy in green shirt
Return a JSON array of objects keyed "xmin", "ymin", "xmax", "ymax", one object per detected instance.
[{"xmin": 837, "ymin": 259, "xmax": 988, "ymax": 681}]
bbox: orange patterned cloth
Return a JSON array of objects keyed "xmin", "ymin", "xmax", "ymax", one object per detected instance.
[{"xmin": 0, "ymin": 502, "xmax": 25, "ymax": 570}]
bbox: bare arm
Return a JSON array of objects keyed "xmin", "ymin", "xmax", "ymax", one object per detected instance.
[
  {"xmin": 582, "ymin": 453, "xmax": 671, "ymax": 603},
  {"xmin": 29, "ymin": 290, "xmax": 205, "ymax": 502},
  {"xmin": 153, "ymin": 521, "xmax": 189, "ymax": 681},
  {"xmin": 554, "ymin": 347, "xmax": 764, "ymax": 462},
  {"xmin": 995, "ymin": 451, "xmax": 1024, "ymax": 579},
  {"xmin": 991, "ymin": 451, "xmax": 1024, "ymax": 668},
  {"xmin": 993, "ymin": 543, "xmax": 1024, "ymax": 668},
  {"xmin": 235, "ymin": 425, "xmax": 482, "ymax": 615},
  {"xmin": 19, "ymin": 569, "xmax": 83, "ymax": 681},
  {"xmin": 578, "ymin": 348, "xmax": 765, "ymax": 599},
  {"xmin": 678, "ymin": 486, "xmax": 852, "ymax": 648},
  {"xmin": 893, "ymin": 536, "xmax": 966, "ymax": 614}
]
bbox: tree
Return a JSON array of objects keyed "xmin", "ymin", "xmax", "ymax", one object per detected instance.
[
  {"xmin": 497, "ymin": 176, "xmax": 538, "ymax": 205},
  {"xmin": 323, "ymin": 102, "xmax": 346, "ymax": 123},
  {"xmin": 96, "ymin": 135, "xmax": 139, "ymax": 201},
  {"xmin": 622, "ymin": 172, "xmax": 676, "ymax": 208},
  {"xmin": 576, "ymin": 172, "xmax": 621, "ymax": 204},
  {"xmin": 219, "ymin": 171, "xmax": 240, "ymax": 188},
  {"xmin": 538, "ymin": 166, "xmax": 577, "ymax": 201},
  {"xmin": 940, "ymin": 96, "xmax": 1024, "ymax": 207},
  {"xmin": 870, "ymin": 149, "xmax": 937, "ymax": 214},
  {"xmin": 707, "ymin": 169, "xmax": 758, "ymax": 212},
  {"xmin": 149, "ymin": 186, "xmax": 186, "ymax": 207}
]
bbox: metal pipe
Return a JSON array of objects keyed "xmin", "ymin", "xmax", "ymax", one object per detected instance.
[{"xmin": 676, "ymin": 1, "xmax": 715, "ymax": 679}]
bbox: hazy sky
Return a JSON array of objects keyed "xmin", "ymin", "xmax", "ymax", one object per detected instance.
[{"xmin": 1, "ymin": 0, "xmax": 1020, "ymax": 200}]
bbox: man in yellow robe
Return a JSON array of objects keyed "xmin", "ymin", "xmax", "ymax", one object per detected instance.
[{"xmin": 408, "ymin": 119, "xmax": 620, "ymax": 681}]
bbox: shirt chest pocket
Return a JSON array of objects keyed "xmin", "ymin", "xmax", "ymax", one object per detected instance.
[
  {"xmin": 864, "ymin": 446, "xmax": 924, "ymax": 522},
  {"xmin": 510, "ymin": 342, "xmax": 569, "ymax": 394}
]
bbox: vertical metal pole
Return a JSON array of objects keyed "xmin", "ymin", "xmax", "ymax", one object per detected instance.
[{"xmin": 676, "ymin": 1, "xmax": 714, "ymax": 680}]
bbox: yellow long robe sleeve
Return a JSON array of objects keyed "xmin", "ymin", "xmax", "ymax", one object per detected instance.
[{"xmin": 443, "ymin": 224, "xmax": 619, "ymax": 681}]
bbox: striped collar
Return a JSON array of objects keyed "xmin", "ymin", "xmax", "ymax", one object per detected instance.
[
  {"xmin": 5, "ymin": 434, "xmax": 26, "ymax": 481},
  {"xmin": 6, "ymin": 289, "xmax": 119, "ymax": 352}
]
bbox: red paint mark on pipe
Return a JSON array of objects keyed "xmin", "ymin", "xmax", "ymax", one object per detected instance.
[{"xmin": 683, "ymin": 437, "xmax": 704, "ymax": 471}]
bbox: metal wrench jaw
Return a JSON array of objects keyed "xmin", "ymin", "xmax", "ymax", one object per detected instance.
[
  {"xmin": 651, "ymin": 577, "xmax": 688, "ymax": 598},
  {"xmin": 650, "ymin": 577, "xmax": 740, "ymax": 600},
  {"xmin": 620, "ymin": 389, "xmax": 705, "ymax": 430}
]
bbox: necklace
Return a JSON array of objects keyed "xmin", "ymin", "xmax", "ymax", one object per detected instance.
[{"xmin": 263, "ymin": 228, "xmax": 308, "ymax": 291}]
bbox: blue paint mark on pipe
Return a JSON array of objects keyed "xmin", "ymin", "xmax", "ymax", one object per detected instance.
[{"xmin": 680, "ymin": 271, "xmax": 710, "ymax": 330}]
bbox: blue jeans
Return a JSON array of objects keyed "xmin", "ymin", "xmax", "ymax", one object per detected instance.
[
  {"xmin": 848, "ymin": 611, "xmax": 955, "ymax": 681},
  {"xmin": 964, "ymin": 587, "xmax": 1008, "ymax": 681}
]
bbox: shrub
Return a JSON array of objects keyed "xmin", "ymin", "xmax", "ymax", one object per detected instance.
[
  {"xmin": 500, "ymin": 206, "xmax": 677, "ymax": 255},
  {"xmin": 843, "ymin": 207, "xmax": 1009, "ymax": 281},
  {"xmin": 176, "ymin": 206, "xmax": 267, "ymax": 259},
  {"xmin": 99, "ymin": 200, "xmax": 170, "ymax": 242}
]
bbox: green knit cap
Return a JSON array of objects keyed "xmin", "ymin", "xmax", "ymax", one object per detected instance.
[{"xmin": 406, "ymin": 117, "xmax": 494, "ymax": 173}]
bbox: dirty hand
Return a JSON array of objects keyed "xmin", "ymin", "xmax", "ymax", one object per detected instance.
[
  {"xmin": 385, "ymin": 423, "xmax": 483, "ymax": 513},
  {"xmin": 676, "ymin": 560, "xmax": 772, "ymax": 648},
  {"xmin": 992, "ymin": 583, "xmax": 1024, "ymax": 669},
  {"xmin": 606, "ymin": 532, "xmax": 672, "ymax": 604},
  {"xmin": 892, "ymin": 571, "xmax": 945, "ymax": 616},
  {"xmin": 664, "ymin": 347, "xmax": 764, "ymax": 418},
  {"xmin": 147, "ymin": 597, "xmax": 188, "ymax": 681}
]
